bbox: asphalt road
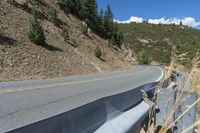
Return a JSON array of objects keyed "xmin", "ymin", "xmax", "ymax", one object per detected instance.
[{"xmin": 0, "ymin": 66, "xmax": 163, "ymax": 132}]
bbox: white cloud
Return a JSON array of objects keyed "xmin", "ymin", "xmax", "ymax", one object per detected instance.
[
  {"xmin": 115, "ymin": 16, "xmax": 200, "ymax": 27},
  {"xmin": 114, "ymin": 16, "xmax": 143, "ymax": 23}
]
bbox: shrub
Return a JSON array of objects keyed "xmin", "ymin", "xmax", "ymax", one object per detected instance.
[
  {"xmin": 61, "ymin": 26, "xmax": 70, "ymax": 41},
  {"xmin": 57, "ymin": 0, "xmax": 66, "ymax": 8},
  {"xmin": 50, "ymin": 8, "xmax": 58, "ymax": 26},
  {"xmin": 27, "ymin": 8, "xmax": 45, "ymax": 45},
  {"xmin": 32, "ymin": 7, "xmax": 38, "ymax": 19},
  {"xmin": 94, "ymin": 45, "xmax": 102, "ymax": 59},
  {"xmin": 81, "ymin": 24, "xmax": 88, "ymax": 35},
  {"xmin": 138, "ymin": 53, "xmax": 152, "ymax": 65},
  {"xmin": 110, "ymin": 32, "xmax": 124, "ymax": 48}
]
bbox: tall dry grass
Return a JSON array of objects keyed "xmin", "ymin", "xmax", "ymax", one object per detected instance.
[{"xmin": 151, "ymin": 49, "xmax": 200, "ymax": 133}]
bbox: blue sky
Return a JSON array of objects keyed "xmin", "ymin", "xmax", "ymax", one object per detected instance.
[{"xmin": 97, "ymin": 0, "xmax": 200, "ymax": 28}]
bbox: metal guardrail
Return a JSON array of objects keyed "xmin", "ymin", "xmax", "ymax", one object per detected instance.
[
  {"xmin": 6, "ymin": 71, "xmax": 198, "ymax": 133},
  {"xmin": 6, "ymin": 82, "xmax": 159, "ymax": 133},
  {"xmin": 156, "ymin": 72, "xmax": 198, "ymax": 133}
]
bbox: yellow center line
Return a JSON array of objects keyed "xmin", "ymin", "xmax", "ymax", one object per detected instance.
[{"xmin": 0, "ymin": 68, "xmax": 149, "ymax": 94}]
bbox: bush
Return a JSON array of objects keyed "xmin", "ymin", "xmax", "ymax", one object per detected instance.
[
  {"xmin": 94, "ymin": 45, "xmax": 102, "ymax": 59},
  {"xmin": 138, "ymin": 53, "xmax": 152, "ymax": 65},
  {"xmin": 27, "ymin": 8, "xmax": 45, "ymax": 45},
  {"xmin": 61, "ymin": 26, "xmax": 70, "ymax": 41},
  {"xmin": 50, "ymin": 8, "xmax": 58, "ymax": 26},
  {"xmin": 110, "ymin": 32, "xmax": 124, "ymax": 48},
  {"xmin": 57, "ymin": 0, "xmax": 66, "ymax": 8},
  {"xmin": 81, "ymin": 24, "xmax": 88, "ymax": 35}
]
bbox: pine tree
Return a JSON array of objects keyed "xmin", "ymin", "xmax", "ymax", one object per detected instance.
[
  {"xmin": 66, "ymin": 0, "xmax": 75, "ymax": 12},
  {"xmin": 94, "ymin": 44, "xmax": 102, "ymax": 58},
  {"xmin": 111, "ymin": 32, "xmax": 124, "ymax": 48},
  {"xmin": 180, "ymin": 21, "xmax": 183, "ymax": 26},
  {"xmin": 103, "ymin": 4, "xmax": 114, "ymax": 38},
  {"xmin": 96, "ymin": 8, "xmax": 104, "ymax": 35},
  {"xmin": 109, "ymin": 23, "xmax": 124, "ymax": 48},
  {"xmin": 27, "ymin": 8, "xmax": 45, "ymax": 45},
  {"xmin": 79, "ymin": 0, "xmax": 87, "ymax": 19},
  {"xmin": 84, "ymin": 0, "xmax": 97, "ymax": 30},
  {"xmin": 73, "ymin": 0, "xmax": 82, "ymax": 15},
  {"xmin": 57, "ymin": 0, "xmax": 118, "ymax": 40}
]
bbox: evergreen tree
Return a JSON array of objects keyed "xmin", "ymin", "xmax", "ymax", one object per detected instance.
[
  {"xmin": 73, "ymin": 0, "xmax": 82, "ymax": 15},
  {"xmin": 94, "ymin": 44, "xmax": 102, "ymax": 58},
  {"xmin": 180, "ymin": 21, "xmax": 183, "ymax": 26},
  {"xmin": 99, "ymin": 8, "xmax": 104, "ymax": 23},
  {"xmin": 57, "ymin": 0, "xmax": 118, "ymax": 41},
  {"xmin": 66, "ymin": 0, "xmax": 75, "ymax": 12},
  {"xmin": 84, "ymin": 0, "xmax": 98, "ymax": 30},
  {"xmin": 103, "ymin": 4, "xmax": 114, "ymax": 38},
  {"xmin": 111, "ymin": 32, "xmax": 124, "ymax": 48},
  {"xmin": 110, "ymin": 23, "xmax": 124, "ymax": 48},
  {"xmin": 27, "ymin": 8, "xmax": 45, "ymax": 45},
  {"xmin": 79, "ymin": 0, "xmax": 87, "ymax": 19},
  {"xmin": 96, "ymin": 8, "xmax": 104, "ymax": 35}
]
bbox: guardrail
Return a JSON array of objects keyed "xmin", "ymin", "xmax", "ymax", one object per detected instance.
[
  {"xmin": 6, "ymin": 82, "xmax": 159, "ymax": 133},
  {"xmin": 155, "ymin": 72, "xmax": 198, "ymax": 133},
  {"xmin": 6, "ymin": 72, "xmax": 198, "ymax": 133}
]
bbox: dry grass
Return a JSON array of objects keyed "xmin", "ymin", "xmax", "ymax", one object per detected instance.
[
  {"xmin": 182, "ymin": 120, "xmax": 200, "ymax": 133},
  {"xmin": 148, "ymin": 49, "xmax": 200, "ymax": 133}
]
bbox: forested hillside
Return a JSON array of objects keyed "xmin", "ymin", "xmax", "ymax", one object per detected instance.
[{"xmin": 119, "ymin": 22, "xmax": 200, "ymax": 66}]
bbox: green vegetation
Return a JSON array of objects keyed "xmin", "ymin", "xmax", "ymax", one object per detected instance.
[
  {"xmin": 118, "ymin": 22, "xmax": 200, "ymax": 65},
  {"xmin": 61, "ymin": 26, "xmax": 70, "ymax": 41},
  {"xmin": 27, "ymin": 7, "xmax": 45, "ymax": 45},
  {"xmin": 57, "ymin": 0, "xmax": 123, "ymax": 47},
  {"xmin": 50, "ymin": 8, "xmax": 58, "ymax": 26},
  {"xmin": 110, "ymin": 30, "xmax": 124, "ymax": 48},
  {"xmin": 138, "ymin": 52, "xmax": 152, "ymax": 65},
  {"xmin": 94, "ymin": 44, "xmax": 102, "ymax": 59},
  {"xmin": 81, "ymin": 24, "xmax": 88, "ymax": 35}
]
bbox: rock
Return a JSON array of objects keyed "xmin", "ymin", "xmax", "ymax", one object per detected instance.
[
  {"xmin": 15, "ymin": 0, "xmax": 28, "ymax": 5},
  {"xmin": 87, "ymin": 28, "xmax": 93, "ymax": 38}
]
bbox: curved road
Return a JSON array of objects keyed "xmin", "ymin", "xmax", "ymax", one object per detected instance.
[{"xmin": 0, "ymin": 66, "xmax": 163, "ymax": 132}]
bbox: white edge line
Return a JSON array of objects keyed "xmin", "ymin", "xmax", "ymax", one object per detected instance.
[{"xmin": 155, "ymin": 66, "xmax": 164, "ymax": 82}]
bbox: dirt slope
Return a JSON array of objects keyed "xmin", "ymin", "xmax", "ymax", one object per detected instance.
[{"xmin": 0, "ymin": 0, "xmax": 130, "ymax": 82}]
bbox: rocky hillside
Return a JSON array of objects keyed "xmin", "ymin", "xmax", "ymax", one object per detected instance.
[
  {"xmin": 119, "ymin": 22, "xmax": 200, "ymax": 66},
  {"xmin": 0, "ymin": 0, "xmax": 130, "ymax": 82}
]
